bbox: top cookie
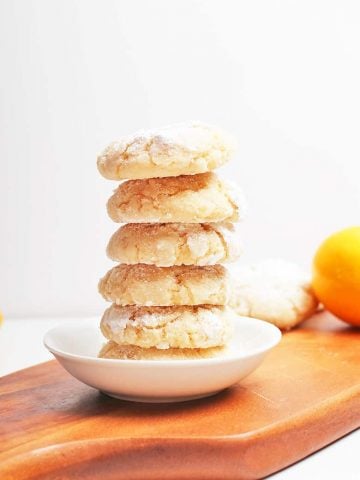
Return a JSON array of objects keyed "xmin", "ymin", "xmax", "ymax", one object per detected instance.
[{"xmin": 97, "ymin": 121, "xmax": 236, "ymax": 180}]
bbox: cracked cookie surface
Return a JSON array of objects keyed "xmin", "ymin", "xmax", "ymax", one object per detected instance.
[
  {"xmin": 100, "ymin": 304, "xmax": 233, "ymax": 349},
  {"xmin": 99, "ymin": 264, "xmax": 229, "ymax": 306},
  {"xmin": 97, "ymin": 121, "xmax": 235, "ymax": 180},
  {"xmin": 106, "ymin": 222, "xmax": 242, "ymax": 266},
  {"xmin": 107, "ymin": 172, "xmax": 245, "ymax": 223}
]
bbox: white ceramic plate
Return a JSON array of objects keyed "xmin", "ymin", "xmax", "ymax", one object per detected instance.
[{"xmin": 44, "ymin": 317, "xmax": 281, "ymax": 403}]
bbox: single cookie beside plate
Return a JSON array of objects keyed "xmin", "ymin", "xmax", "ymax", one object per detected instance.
[{"xmin": 229, "ymin": 259, "xmax": 319, "ymax": 330}]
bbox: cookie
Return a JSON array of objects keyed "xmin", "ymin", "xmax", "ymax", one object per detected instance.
[
  {"xmin": 106, "ymin": 222, "xmax": 242, "ymax": 266},
  {"xmin": 100, "ymin": 304, "xmax": 233, "ymax": 349},
  {"xmin": 97, "ymin": 121, "xmax": 236, "ymax": 180},
  {"xmin": 229, "ymin": 259, "xmax": 319, "ymax": 330},
  {"xmin": 98, "ymin": 341, "xmax": 228, "ymax": 360},
  {"xmin": 98, "ymin": 264, "xmax": 229, "ymax": 306},
  {"xmin": 107, "ymin": 172, "xmax": 244, "ymax": 223}
]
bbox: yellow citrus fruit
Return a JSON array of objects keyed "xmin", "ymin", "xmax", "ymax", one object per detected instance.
[
  {"xmin": 0, "ymin": 310, "xmax": 3, "ymax": 326},
  {"xmin": 312, "ymin": 226, "xmax": 360, "ymax": 326}
]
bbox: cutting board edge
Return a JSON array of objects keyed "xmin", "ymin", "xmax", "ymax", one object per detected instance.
[{"xmin": 1, "ymin": 384, "xmax": 359, "ymax": 480}]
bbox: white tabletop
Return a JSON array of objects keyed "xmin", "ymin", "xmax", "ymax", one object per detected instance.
[{"xmin": 0, "ymin": 318, "xmax": 358, "ymax": 479}]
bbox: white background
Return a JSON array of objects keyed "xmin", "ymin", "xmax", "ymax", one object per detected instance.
[{"xmin": 1, "ymin": 0, "xmax": 360, "ymax": 318}]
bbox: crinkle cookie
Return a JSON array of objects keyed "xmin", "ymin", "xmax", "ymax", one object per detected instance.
[
  {"xmin": 97, "ymin": 121, "xmax": 236, "ymax": 180},
  {"xmin": 106, "ymin": 222, "xmax": 242, "ymax": 266},
  {"xmin": 98, "ymin": 264, "xmax": 229, "ymax": 306},
  {"xmin": 229, "ymin": 259, "xmax": 319, "ymax": 330},
  {"xmin": 100, "ymin": 304, "xmax": 234, "ymax": 349},
  {"xmin": 107, "ymin": 172, "xmax": 245, "ymax": 223},
  {"xmin": 98, "ymin": 341, "xmax": 228, "ymax": 360}
]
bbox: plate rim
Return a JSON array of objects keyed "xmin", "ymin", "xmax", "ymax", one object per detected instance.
[{"xmin": 43, "ymin": 316, "xmax": 281, "ymax": 367}]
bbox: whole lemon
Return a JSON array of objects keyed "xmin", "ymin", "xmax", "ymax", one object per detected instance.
[{"xmin": 312, "ymin": 226, "xmax": 360, "ymax": 326}]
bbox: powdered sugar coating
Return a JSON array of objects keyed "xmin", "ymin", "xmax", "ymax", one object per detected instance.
[
  {"xmin": 229, "ymin": 259, "xmax": 318, "ymax": 330},
  {"xmin": 106, "ymin": 172, "xmax": 245, "ymax": 224},
  {"xmin": 106, "ymin": 222, "xmax": 242, "ymax": 266},
  {"xmin": 100, "ymin": 304, "xmax": 234, "ymax": 349},
  {"xmin": 98, "ymin": 264, "xmax": 229, "ymax": 306},
  {"xmin": 97, "ymin": 121, "xmax": 236, "ymax": 180}
]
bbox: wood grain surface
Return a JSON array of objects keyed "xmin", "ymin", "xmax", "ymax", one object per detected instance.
[{"xmin": 0, "ymin": 312, "xmax": 359, "ymax": 480}]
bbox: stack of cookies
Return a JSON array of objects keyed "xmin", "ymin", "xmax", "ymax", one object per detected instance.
[{"xmin": 97, "ymin": 122, "xmax": 246, "ymax": 360}]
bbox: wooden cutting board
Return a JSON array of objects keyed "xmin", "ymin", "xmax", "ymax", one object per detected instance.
[{"xmin": 1, "ymin": 312, "xmax": 359, "ymax": 480}]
